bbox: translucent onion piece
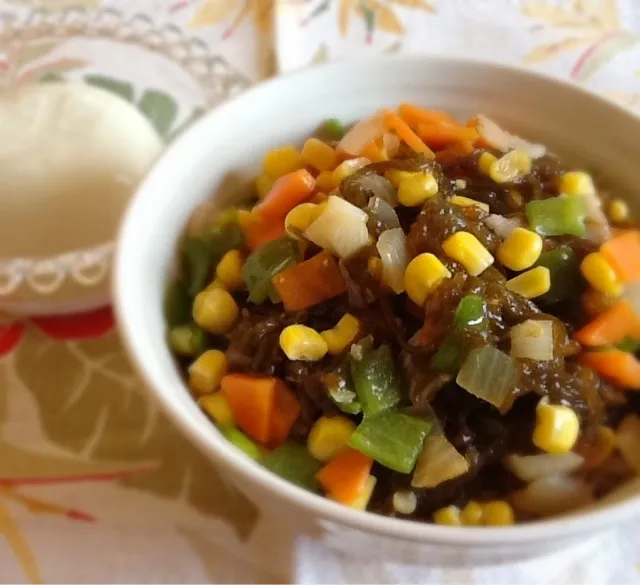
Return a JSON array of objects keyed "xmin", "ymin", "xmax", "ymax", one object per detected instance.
[
  {"xmin": 338, "ymin": 113, "xmax": 387, "ymax": 156},
  {"xmin": 411, "ymin": 434, "xmax": 470, "ymax": 488},
  {"xmin": 616, "ymin": 414, "xmax": 640, "ymax": 473},
  {"xmin": 304, "ymin": 195, "xmax": 370, "ymax": 259},
  {"xmin": 511, "ymin": 475, "xmax": 593, "ymax": 517},
  {"xmin": 456, "ymin": 345, "xmax": 517, "ymax": 412},
  {"xmin": 505, "ymin": 452, "xmax": 584, "ymax": 482},
  {"xmin": 485, "ymin": 214, "xmax": 522, "ymax": 239},
  {"xmin": 584, "ymin": 193, "xmax": 611, "ymax": 244},
  {"xmin": 510, "ymin": 319, "xmax": 554, "ymax": 361},
  {"xmin": 383, "ymin": 132, "xmax": 400, "ymax": 158},
  {"xmin": 376, "ymin": 227, "xmax": 407, "ymax": 293},
  {"xmin": 476, "ymin": 115, "xmax": 546, "ymax": 159},
  {"xmin": 357, "ymin": 174, "xmax": 397, "ymax": 206},
  {"xmin": 367, "ymin": 197, "xmax": 400, "ymax": 232}
]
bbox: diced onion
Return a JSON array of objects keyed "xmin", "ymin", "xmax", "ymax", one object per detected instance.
[
  {"xmin": 304, "ymin": 195, "xmax": 370, "ymax": 259},
  {"xmin": 392, "ymin": 490, "xmax": 417, "ymax": 515},
  {"xmin": 411, "ymin": 434, "xmax": 469, "ymax": 488},
  {"xmin": 456, "ymin": 345, "xmax": 517, "ymax": 412},
  {"xmin": 510, "ymin": 319, "xmax": 554, "ymax": 361},
  {"xmin": 383, "ymin": 132, "xmax": 400, "ymax": 158},
  {"xmin": 584, "ymin": 194, "xmax": 611, "ymax": 244},
  {"xmin": 367, "ymin": 197, "xmax": 400, "ymax": 232},
  {"xmin": 485, "ymin": 214, "xmax": 522, "ymax": 239},
  {"xmin": 476, "ymin": 115, "xmax": 546, "ymax": 159},
  {"xmin": 505, "ymin": 452, "xmax": 584, "ymax": 482},
  {"xmin": 376, "ymin": 227, "xmax": 407, "ymax": 293},
  {"xmin": 511, "ymin": 475, "xmax": 593, "ymax": 517},
  {"xmin": 338, "ymin": 113, "xmax": 387, "ymax": 156},
  {"xmin": 616, "ymin": 414, "xmax": 640, "ymax": 473},
  {"xmin": 357, "ymin": 174, "xmax": 397, "ymax": 206}
]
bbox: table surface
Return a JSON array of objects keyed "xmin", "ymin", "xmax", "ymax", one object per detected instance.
[{"xmin": 1, "ymin": 0, "xmax": 640, "ymax": 583}]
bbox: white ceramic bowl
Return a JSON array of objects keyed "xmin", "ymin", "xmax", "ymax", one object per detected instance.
[{"xmin": 114, "ymin": 56, "xmax": 640, "ymax": 564}]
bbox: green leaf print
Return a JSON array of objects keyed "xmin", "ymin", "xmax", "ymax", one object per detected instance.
[
  {"xmin": 84, "ymin": 75, "xmax": 135, "ymax": 102},
  {"xmin": 137, "ymin": 90, "xmax": 179, "ymax": 138},
  {"xmin": 12, "ymin": 325, "xmax": 259, "ymax": 540}
]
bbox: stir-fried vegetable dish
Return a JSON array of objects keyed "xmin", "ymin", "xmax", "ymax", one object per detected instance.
[{"xmin": 166, "ymin": 104, "xmax": 640, "ymax": 526}]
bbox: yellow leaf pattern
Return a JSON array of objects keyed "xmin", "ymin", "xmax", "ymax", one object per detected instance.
[{"xmin": 189, "ymin": 0, "xmax": 237, "ymax": 25}]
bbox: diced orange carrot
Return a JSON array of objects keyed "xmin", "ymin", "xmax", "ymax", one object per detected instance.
[
  {"xmin": 581, "ymin": 350, "xmax": 640, "ymax": 389},
  {"xmin": 272, "ymin": 251, "xmax": 347, "ymax": 311},
  {"xmin": 221, "ymin": 374, "xmax": 277, "ymax": 443},
  {"xmin": 417, "ymin": 123, "xmax": 479, "ymax": 149},
  {"xmin": 360, "ymin": 138, "xmax": 387, "ymax": 162},
  {"xmin": 575, "ymin": 300, "xmax": 640, "ymax": 346},
  {"xmin": 435, "ymin": 140, "xmax": 475, "ymax": 165},
  {"xmin": 381, "ymin": 109, "xmax": 434, "ymax": 157},
  {"xmin": 600, "ymin": 231, "xmax": 640, "ymax": 282},
  {"xmin": 397, "ymin": 103, "xmax": 456, "ymax": 128},
  {"xmin": 254, "ymin": 169, "xmax": 315, "ymax": 221},
  {"xmin": 240, "ymin": 212, "xmax": 286, "ymax": 250},
  {"xmin": 269, "ymin": 380, "xmax": 301, "ymax": 448},
  {"xmin": 316, "ymin": 448, "xmax": 373, "ymax": 504}
]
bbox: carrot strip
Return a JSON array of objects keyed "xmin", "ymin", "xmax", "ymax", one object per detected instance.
[
  {"xmin": 381, "ymin": 109, "xmax": 434, "ymax": 157},
  {"xmin": 397, "ymin": 103, "xmax": 456, "ymax": 128},
  {"xmin": 435, "ymin": 140, "xmax": 475, "ymax": 166},
  {"xmin": 600, "ymin": 231, "xmax": 640, "ymax": 282},
  {"xmin": 581, "ymin": 350, "xmax": 640, "ymax": 389},
  {"xmin": 221, "ymin": 374, "xmax": 277, "ymax": 444},
  {"xmin": 239, "ymin": 211, "xmax": 286, "ymax": 250},
  {"xmin": 316, "ymin": 448, "xmax": 373, "ymax": 504},
  {"xmin": 360, "ymin": 139, "xmax": 387, "ymax": 162},
  {"xmin": 272, "ymin": 251, "xmax": 347, "ymax": 311},
  {"xmin": 269, "ymin": 380, "xmax": 301, "ymax": 448},
  {"xmin": 417, "ymin": 123, "xmax": 479, "ymax": 149},
  {"xmin": 575, "ymin": 300, "xmax": 640, "ymax": 346},
  {"xmin": 254, "ymin": 169, "xmax": 315, "ymax": 221}
]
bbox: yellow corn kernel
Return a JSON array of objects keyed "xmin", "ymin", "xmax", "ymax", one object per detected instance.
[
  {"xmin": 505, "ymin": 266, "xmax": 550, "ymax": 299},
  {"xmin": 392, "ymin": 490, "xmax": 417, "ymax": 515},
  {"xmin": 482, "ymin": 501, "xmax": 515, "ymax": 526},
  {"xmin": 307, "ymin": 415, "xmax": 357, "ymax": 462},
  {"xmin": 279, "ymin": 324, "xmax": 328, "ymax": 361},
  {"xmin": 450, "ymin": 195, "xmax": 490, "ymax": 213},
  {"xmin": 320, "ymin": 314, "xmax": 361, "ymax": 355},
  {"xmin": 384, "ymin": 169, "xmax": 416, "ymax": 187},
  {"xmin": 198, "ymin": 392, "xmax": 234, "ymax": 426},
  {"xmin": 489, "ymin": 150, "xmax": 532, "ymax": 184},
  {"xmin": 404, "ymin": 253, "xmax": 452, "ymax": 306},
  {"xmin": 581, "ymin": 252, "xmax": 622, "ymax": 296},
  {"xmin": 460, "ymin": 501, "xmax": 484, "ymax": 526},
  {"xmin": 608, "ymin": 199, "xmax": 629, "ymax": 223},
  {"xmin": 301, "ymin": 138, "xmax": 339, "ymax": 172},
  {"xmin": 349, "ymin": 475, "xmax": 377, "ymax": 510},
  {"xmin": 533, "ymin": 398, "xmax": 580, "ymax": 454},
  {"xmin": 188, "ymin": 349, "xmax": 228, "ymax": 395},
  {"xmin": 367, "ymin": 256, "xmax": 383, "ymax": 282},
  {"xmin": 397, "ymin": 172, "xmax": 439, "ymax": 207},
  {"xmin": 263, "ymin": 146, "xmax": 304, "ymax": 178},
  {"xmin": 478, "ymin": 152, "xmax": 498, "ymax": 175},
  {"xmin": 332, "ymin": 157, "xmax": 370, "ymax": 185},
  {"xmin": 433, "ymin": 505, "xmax": 462, "ymax": 526},
  {"xmin": 255, "ymin": 173, "xmax": 275, "ymax": 199},
  {"xmin": 442, "ymin": 232, "xmax": 494, "ymax": 277},
  {"xmin": 285, "ymin": 203, "xmax": 322, "ymax": 238},
  {"xmin": 193, "ymin": 289, "xmax": 239, "ymax": 335},
  {"xmin": 497, "ymin": 227, "xmax": 543, "ymax": 271},
  {"xmin": 558, "ymin": 171, "xmax": 595, "ymax": 196},
  {"xmin": 215, "ymin": 250, "xmax": 245, "ymax": 291},
  {"xmin": 316, "ymin": 170, "xmax": 337, "ymax": 192}
]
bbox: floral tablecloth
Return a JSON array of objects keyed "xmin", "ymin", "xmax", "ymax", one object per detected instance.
[{"xmin": 0, "ymin": 1, "xmax": 640, "ymax": 583}]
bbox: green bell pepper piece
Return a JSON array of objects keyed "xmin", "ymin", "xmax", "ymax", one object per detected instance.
[
  {"xmin": 322, "ymin": 364, "xmax": 362, "ymax": 415},
  {"xmin": 453, "ymin": 294, "xmax": 485, "ymax": 327},
  {"xmin": 183, "ymin": 237, "xmax": 215, "ymax": 297},
  {"xmin": 534, "ymin": 247, "xmax": 580, "ymax": 304},
  {"xmin": 617, "ymin": 337, "xmax": 640, "ymax": 354},
  {"xmin": 350, "ymin": 341, "xmax": 401, "ymax": 416},
  {"xmin": 164, "ymin": 280, "xmax": 192, "ymax": 327},
  {"xmin": 321, "ymin": 118, "xmax": 347, "ymax": 140},
  {"xmin": 221, "ymin": 427, "xmax": 261, "ymax": 460},
  {"xmin": 169, "ymin": 324, "xmax": 206, "ymax": 356},
  {"xmin": 261, "ymin": 443, "xmax": 322, "ymax": 492},
  {"xmin": 525, "ymin": 195, "xmax": 586, "ymax": 237},
  {"xmin": 349, "ymin": 410, "xmax": 432, "ymax": 473},
  {"xmin": 242, "ymin": 237, "xmax": 300, "ymax": 304}
]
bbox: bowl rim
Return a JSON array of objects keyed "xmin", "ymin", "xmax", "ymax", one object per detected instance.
[{"xmin": 114, "ymin": 54, "xmax": 640, "ymax": 544}]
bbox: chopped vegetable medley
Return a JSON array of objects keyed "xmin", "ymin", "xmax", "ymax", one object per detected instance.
[{"xmin": 166, "ymin": 103, "xmax": 640, "ymax": 526}]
